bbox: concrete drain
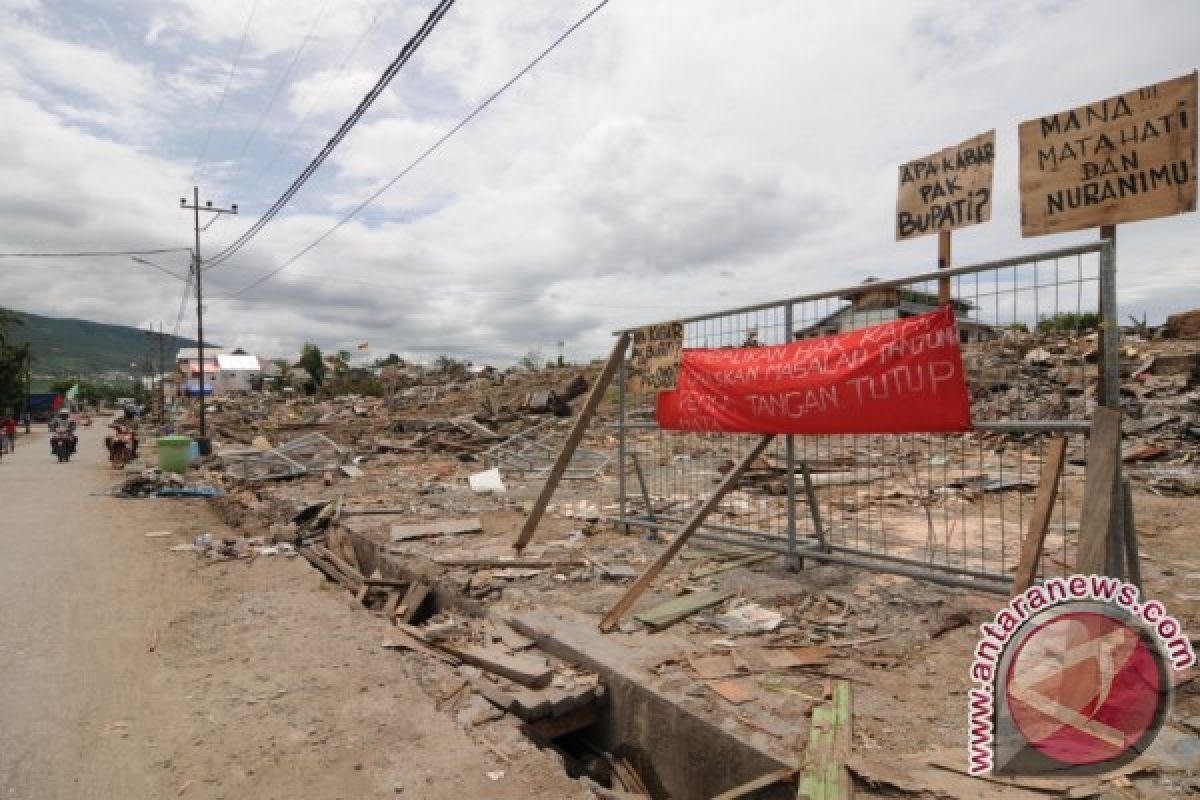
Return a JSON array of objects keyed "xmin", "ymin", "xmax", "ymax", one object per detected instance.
[{"xmin": 301, "ymin": 530, "xmax": 796, "ymax": 799}]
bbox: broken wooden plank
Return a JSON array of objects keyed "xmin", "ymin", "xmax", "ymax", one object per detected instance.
[
  {"xmin": 1012, "ymin": 436, "xmax": 1067, "ymax": 595},
  {"xmin": 396, "ymin": 579, "xmax": 431, "ymax": 624},
  {"xmin": 342, "ymin": 507, "xmax": 411, "ymax": 516},
  {"xmin": 299, "ymin": 546, "xmax": 349, "ymax": 587},
  {"xmin": 391, "ymin": 518, "xmax": 483, "ymax": 541},
  {"xmin": 632, "ymin": 589, "xmax": 735, "ymax": 631},
  {"xmin": 437, "ymin": 644, "xmax": 552, "ymax": 689},
  {"xmin": 688, "ymin": 653, "xmax": 736, "ymax": 680},
  {"xmin": 1077, "ymin": 408, "xmax": 1122, "ymax": 575},
  {"xmin": 707, "ymin": 678, "xmax": 757, "ymax": 705},
  {"xmin": 711, "ymin": 767, "xmax": 798, "ymax": 800},
  {"xmin": 525, "ymin": 703, "xmax": 600, "ymax": 740},
  {"xmin": 364, "ymin": 577, "xmax": 409, "ymax": 588},
  {"xmin": 514, "ymin": 332, "xmax": 631, "ymax": 552},
  {"xmin": 612, "ymin": 757, "xmax": 651, "ymax": 797},
  {"xmin": 599, "ymin": 435, "xmax": 775, "ymax": 632},
  {"xmin": 381, "ymin": 590, "xmax": 402, "ymax": 618},
  {"xmin": 688, "ymin": 552, "xmax": 776, "ymax": 579},
  {"xmin": 431, "ymin": 557, "xmax": 588, "ymax": 569},
  {"xmin": 797, "ymin": 680, "xmax": 853, "ymax": 800},
  {"xmin": 381, "ymin": 626, "xmax": 460, "ymax": 665},
  {"xmin": 312, "ymin": 543, "xmax": 364, "ymax": 588}
]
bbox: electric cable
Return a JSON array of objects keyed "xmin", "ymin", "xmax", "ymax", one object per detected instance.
[
  {"xmin": 190, "ymin": 0, "xmax": 260, "ymax": 181},
  {"xmin": 225, "ymin": 0, "xmax": 610, "ymax": 297},
  {"xmin": 243, "ymin": 0, "xmax": 387, "ymax": 196},
  {"xmin": 225, "ymin": 0, "xmax": 331, "ymax": 173},
  {"xmin": 170, "ymin": 269, "xmax": 195, "ymax": 339},
  {"xmin": 0, "ymin": 247, "xmax": 192, "ymax": 257},
  {"xmin": 207, "ymin": 0, "xmax": 455, "ymax": 269}
]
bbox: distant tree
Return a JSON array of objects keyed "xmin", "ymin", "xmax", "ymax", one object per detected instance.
[
  {"xmin": 298, "ymin": 343, "xmax": 326, "ymax": 387},
  {"xmin": 1036, "ymin": 312, "xmax": 1099, "ymax": 334},
  {"xmin": 374, "ymin": 352, "xmax": 403, "ymax": 367},
  {"xmin": 0, "ymin": 311, "xmax": 27, "ymax": 411},
  {"xmin": 433, "ymin": 354, "xmax": 465, "ymax": 373},
  {"xmin": 273, "ymin": 359, "xmax": 294, "ymax": 387},
  {"xmin": 0, "ymin": 308, "xmax": 19, "ymax": 348},
  {"xmin": 518, "ymin": 349, "xmax": 543, "ymax": 371},
  {"xmin": 336, "ymin": 349, "xmax": 352, "ymax": 365}
]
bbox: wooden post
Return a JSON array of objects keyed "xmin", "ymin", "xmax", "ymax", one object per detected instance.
[
  {"xmin": 937, "ymin": 230, "xmax": 952, "ymax": 305},
  {"xmin": 1011, "ymin": 437, "xmax": 1067, "ymax": 595},
  {"xmin": 513, "ymin": 332, "xmax": 630, "ymax": 552},
  {"xmin": 1121, "ymin": 476, "xmax": 1142, "ymax": 590},
  {"xmin": 797, "ymin": 680, "xmax": 853, "ymax": 800},
  {"xmin": 1097, "ymin": 224, "xmax": 1116, "ymax": 408},
  {"xmin": 800, "ymin": 460, "xmax": 828, "ymax": 553},
  {"xmin": 598, "ymin": 435, "xmax": 775, "ymax": 632},
  {"xmin": 1077, "ymin": 408, "xmax": 1121, "ymax": 575}
]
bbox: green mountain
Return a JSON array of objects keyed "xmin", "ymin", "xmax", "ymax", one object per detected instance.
[{"xmin": 2, "ymin": 308, "xmax": 208, "ymax": 378}]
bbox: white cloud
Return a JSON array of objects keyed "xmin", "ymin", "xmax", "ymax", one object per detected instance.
[{"xmin": 0, "ymin": 0, "xmax": 1197, "ymax": 366}]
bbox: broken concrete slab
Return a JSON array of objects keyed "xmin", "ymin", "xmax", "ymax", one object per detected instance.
[{"xmin": 509, "ymin": 607, "xmax": 794, "ymax": 800}]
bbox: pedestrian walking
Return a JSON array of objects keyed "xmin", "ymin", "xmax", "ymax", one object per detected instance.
[{"xmin": 2, "ymin": 414, "xmax": 16, "ymax": 454}]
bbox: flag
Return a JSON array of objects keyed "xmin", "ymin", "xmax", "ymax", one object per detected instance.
[{"xmin": 356, "ymin": 341, "xmax": 369, "ymax": 352}]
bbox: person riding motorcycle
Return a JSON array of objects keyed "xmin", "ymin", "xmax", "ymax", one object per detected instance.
[
  {"xmin": 48, "ymin": 409, "xmax": 78, "ymax": 454},
  {"xmin": 105, "ymin": 421, "xmax": 139, "ymax": 461}
]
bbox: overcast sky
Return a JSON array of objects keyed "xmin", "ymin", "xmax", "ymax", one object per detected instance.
[{"xmin": 0, "ymin": 0, "xmax": 1196, "ymax": 365}]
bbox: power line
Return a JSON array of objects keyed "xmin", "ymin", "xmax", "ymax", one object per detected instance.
[
  {"xmin": 131, "ymin": 256, "xmax": 189, "ymax": 282},
  {"xmin": 190, "ymin": 0, "xmax": 260, "ymax": 181},
  {"xmin": 0, "ymin": 247, "xmax": 192, "ymax": 258},
  {"xmin": 207, "ymin": 0, "xmax": 456, "ymax": 269},
  {"xmin": 243, "ymin": 0, "xmax": 387, "ymax": 196},
  {"xmin": 216, "ymin": 262, "xmax": 696, "ymax": 311},
  {"xmin": 225, "ymin": 0, "xmax": 331, "ymax": 174},
  {"xmin": 171, "ymin": 270, "xmax": 195, "ymax": 340},
  {"xmin": 226, "ymin": 0, "xmax": 611, "ymax": 297}
]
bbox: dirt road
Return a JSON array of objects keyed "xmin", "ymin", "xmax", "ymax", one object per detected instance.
[{"xmin": 0, "ymin": 424, "xmax": 581, "ymax": 799}]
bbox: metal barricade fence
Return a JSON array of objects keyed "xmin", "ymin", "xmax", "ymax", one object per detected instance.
[{"xmin": 614, "ymin": 241, "xmax": 1117, "ymax": 594}]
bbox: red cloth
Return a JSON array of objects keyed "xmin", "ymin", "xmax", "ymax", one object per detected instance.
[{"xmin": 656, "ymin": 306, "xmax": 973, "ymax": 435}]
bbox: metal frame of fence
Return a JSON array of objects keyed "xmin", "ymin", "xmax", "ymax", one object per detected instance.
[{"xmin": 613, "ymin": 241, "xmax": 1122, "ymax": 594}]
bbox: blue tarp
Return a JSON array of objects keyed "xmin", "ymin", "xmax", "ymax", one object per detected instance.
[
  {"xmin": 27, "ymin": 392, "xmax": 62, "ymax": 411},
  {"xmin": 183, "ymin": 383, "xmax": 214, "ymax": 397}
]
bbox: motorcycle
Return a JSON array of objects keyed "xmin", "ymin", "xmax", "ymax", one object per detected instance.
[
  {"xmin": 108, "ymin": 429, "xmax": 135, "ymax": 469},
  {"xmin": 51, "ymin": 430, "xmax": 73, "ymax": 462}
]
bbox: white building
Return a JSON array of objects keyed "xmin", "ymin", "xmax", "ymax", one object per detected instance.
[{"xmin": 213, "ymin": 353, "xmax": 263, "ymax": 394}]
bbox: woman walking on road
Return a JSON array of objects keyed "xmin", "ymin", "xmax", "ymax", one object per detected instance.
[{"xmin": 1, "ymin": 414, "xmax": 16, "ymax": 455}]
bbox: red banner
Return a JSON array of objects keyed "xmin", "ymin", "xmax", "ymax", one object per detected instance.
[{"xmin": 657, "ymin": 306, "xmax": 973, "ymax": 435}]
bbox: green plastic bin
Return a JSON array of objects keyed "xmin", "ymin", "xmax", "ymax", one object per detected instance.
[{"xmin": 156, "ymin": 435, "xmax": 193, "ymax": 474}]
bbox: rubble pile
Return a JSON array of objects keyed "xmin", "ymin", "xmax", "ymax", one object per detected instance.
[
  {"xmin": 966, "ymin": 329, "xmax": 1200, "ymax": 494},
  {"xmin": 158, "ymin": 323, "xmax": 1199, "ymax": 796}
]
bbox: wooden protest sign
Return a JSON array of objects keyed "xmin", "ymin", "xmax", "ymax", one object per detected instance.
[
  {"xmin": 628, "ymin": 321, "xmax": 683, "ymax": 394},
  {"xmin": 896, "ymin": 130, "xmax": 995, "ymax": 240},
  {"xmin": 1019, "ymin": 71, "xmax": 1198, "ymax": 237},
  {"xmin": 656, "ymin": 306, "xmax": 972, "ymax": 435}
]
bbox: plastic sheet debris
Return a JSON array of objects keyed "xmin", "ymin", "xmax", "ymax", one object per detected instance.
[
  {"xmin": 711, "ymin": 601, "xmax": 784, "ymax": 635},
  {"xmin": 468, "ymin": 467, "xmax": 506, "ymax": 493}
]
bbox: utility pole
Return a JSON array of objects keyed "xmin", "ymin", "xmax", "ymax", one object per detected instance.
[
  {"xmin": 144, "ymin": 323, "xmax": 167, "ymax": 425},
  {"xmin": 158, "ymin": 321, "xmax": 166, "ymax": 427},
  {"xmin": 180, "ymin": 186, "xmax": 237, "ymax": 441}
]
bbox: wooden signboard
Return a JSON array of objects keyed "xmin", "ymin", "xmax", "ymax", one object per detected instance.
[
  {"xmin": 1019, "ymin": 71, "xmax": 1198, "ymax": 236},
  {"xmin": 896, "ymin": 130, "xmax": 995, "ymax": 240},
  {"xmin": 628, "ymin": 321, "xmax": 683, "ymax": 394}
]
